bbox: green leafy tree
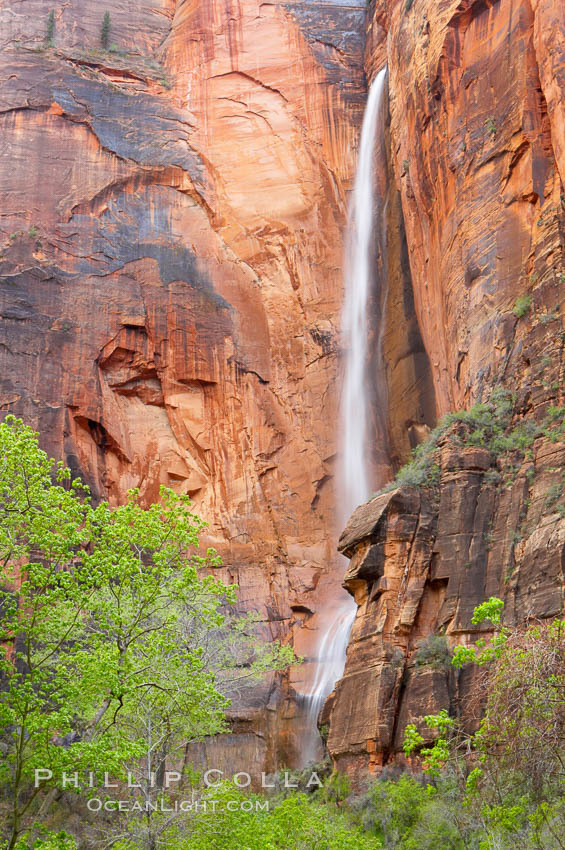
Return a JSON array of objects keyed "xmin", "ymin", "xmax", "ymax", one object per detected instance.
[
  {"xmin": 0, "ymin": 417, "xmax": 294, "ymax": 849},
  {"xmin": 402, "ymin": 598, "xmax": 565, "ymax": 849}
]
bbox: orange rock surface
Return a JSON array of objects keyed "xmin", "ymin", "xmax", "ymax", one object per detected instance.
[
  {"xmin": 0, "ymin": 0, "xmax": 367, "ymax": 772},
  {"xmin": 2, "ymin": 0, "xmax": 565, "ymax": 782}
]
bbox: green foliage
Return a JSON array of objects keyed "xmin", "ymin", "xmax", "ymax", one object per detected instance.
[
  {"xmin": 403, "ymin": 711, "xmax": 455, "ymax": 776},
  {"xmin": 485, "ymin": 117, "xmax": 497, "ymax": 137},
  {"xmin": 544, "ymin": 404, "xmax": 565, "ymax": 442},
  {"xmin": 418, "ymin": 713, "xmax": 455, "ymax": 777},
  {"xmin": 380, "ymin": 423, "xmax": 444, "ymax": 494},
  {"xmin": 357, "ymin": 770, "xmax": 565, "ymax": 850},
  {"xmin": 413, "ymin": 634, "xmax": 452, "ymax": 670},
  {"xmin": 100, "ymin": 12, "xmax": 111, "ymax": 49},
  {"xmin": 513, "ymin": 294, "xmax": 532, "ymax": 317},
  {"xmin": 443, "ymin": 386, "xmax": 513, "ymax": 437},
  {"xmin": 15, "ymin": 829, "xmax": 77, "ymax": 849},
  {"xmin": 508, "ymin": 528, "xmax": 522, "ymax": 546},
  {"xmin": 319, "ymin": 770, "xmax": 352, "ymax": 805},
  {"xmin": 475, "ymin": 617, "xmax": 565, "ymax": 792},
  {"xmin": 490, "ymin": 418, "xmax": 539, "ymax": 453},
  {"xmin": 0, "ymin": 417, "xmax": 294, "ymax": 849},
  {"xmin": 484, "ymin": 468, "xmax": 501, "ymax": 485},
  {"xmin": 45, "ymin": 11, "xmax": 55, "ymax": 47},
  {"xmin": 401, "ymin": 599, "xmax": 565, "ymax": 850},
  {"xmin": 268, "ymin": 760, "xmax": 332, "ymax": 798},
  {"xmin": 393, "ymin": 459, "xmax": 430, "ymax": 488},
  {"xmin": 450, "ymin": 596, "xmax": 508, "ymax": 669},
  {"xmin": 402, "ymin": 725, "xmax": 424, "ymax": 758},
  {"xmin": 167, "ymin": 784, "xmax": 382, "ymax": 850},
  {"xmin": 357, "ymin": 774, "xmax": 464, "ymax": 849},
  {"xmin": 545, "ymin": 480, "xmax": 563, "ymax": 507},
  {"xmin": 377, "ymin": 386, "xmax": 565, "ymax": 500},
  {"xmin": 471, "ymin": 595, "xmax": 505, "ymax": 627},
  {"xmin": 377, "ymin": 387, "xmax": 516, "ymax": 496},
  {"xmin": 3, "ymin": 418, "xmax": 562, "ymax": 849}
]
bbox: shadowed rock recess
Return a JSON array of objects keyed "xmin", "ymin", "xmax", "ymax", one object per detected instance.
[{"xmin": 1, "ymin": 0, "xmax": 565, "ymax": 782}]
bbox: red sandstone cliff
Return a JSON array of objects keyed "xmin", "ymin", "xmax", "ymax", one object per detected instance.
[
  {"xmin": 1, "ymin": 0, "xmax": 565, "ymax": 782},
  {"xmin": 0, "ymin": 0, "xmax": 367, "ymax": 772}
]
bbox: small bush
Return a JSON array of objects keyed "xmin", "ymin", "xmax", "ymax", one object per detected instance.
[
  {"xmin": 544, "ymin": 481, "xmax": 562, "ymax": 508},
  {"xmin": 484, "ymin": 469, "xmax": 501, "ymax": 485},
  {"xmin": 414, "ymin": 635, "xmax": 452, "ymax": 670},
  {"xmin": 513, "ymin": 295, "xmax": 532, "ymax": 318},
  {"xmin": 490, "ymin": 418, "xmax": 539, "ymax": 453},
  {"xmin": 45, "ymin": 10, "xmax": 55, "ymax": 46},
  {"xmin": 357, "ymin": 774, "xmax": 464, "ymax": 849},
  {"xmin": 509, "ymin": 529, "xmax": 522, "ymax": 545},
  {"xmin": 485, "ymin": 117, "xmax": 497, "ymax": 137},
  {"xmin": 395, "ymin": 462, "xmax": 429, "ymax": 488},
  {"xmin": 101, "ymin": 11, "xmax": 111, "ymax": 49},
  {"xmin": 543, "ymin": 405, "xmax": 565, "ymax": 443}
]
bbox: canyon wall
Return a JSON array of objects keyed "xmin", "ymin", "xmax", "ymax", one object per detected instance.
[
  {"xmin": 2, "ymin": 0, "xmax": 564, "ymax": 782},
  {"xmin": 328, "ymin": 0, "xmax": 565, "ymax": 776},
  {"xmin": 0, "ymin": 0, "xmax": 367, "ymax": 772}
]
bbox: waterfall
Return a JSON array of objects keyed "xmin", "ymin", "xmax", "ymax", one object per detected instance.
[
  {"xmin": 300, "ymin": 604, "xmax": 356, "ymax": 765},
  {"xmin": 300, "ymin": 69, "xmax": 387, "ymax": 766},
  {"xmin": 341, "ymin": 66, "xmax": 387, "ymax": 517}
]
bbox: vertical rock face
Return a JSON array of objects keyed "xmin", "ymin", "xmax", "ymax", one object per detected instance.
[
  {"xmin": 328, "ymin": 0, "xmax": 565, "ymax": 776},
  {"xmin": 0, "ymin": 0, "xmax": 367, "ymax": 771},
  {"xmin": 382, "ymin": 0, "xmax": 564, "ymax": 414},
  {"xmin": 2, "ymin": 0, "xmax": 564, "ymax": 782}
]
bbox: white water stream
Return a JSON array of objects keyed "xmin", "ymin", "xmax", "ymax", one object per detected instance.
[
  {"xmin": 340, "ymin": 66, "xmax": 387, "ymax": 517},
  {"xmin": 301, "ymin": 69, "xmax": 387, "ymax": 764}
]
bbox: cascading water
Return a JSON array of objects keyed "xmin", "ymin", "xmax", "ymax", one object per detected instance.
[
  {"xmin": 340, "ymin": 66, "xmax": 387, "ymax": 517},
  {"xmin": 300, "ymin": 605, "xmax": 356, "ymax": 764},
  {"xmin": 300, "ymin": 69, "xmax": 387, "ymax": 765}
]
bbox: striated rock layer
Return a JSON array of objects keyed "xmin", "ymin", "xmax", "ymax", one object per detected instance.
[
  {"xmin": 0, "ymin": 0, "xmax": 367, "ymax": 773},
  {"xmin": 328, "ymin": 0, "xmax": 565, "ymax": 776}
]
